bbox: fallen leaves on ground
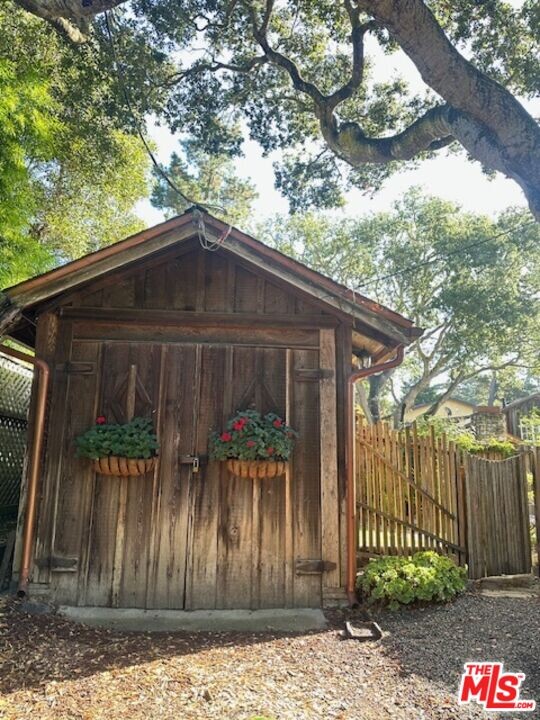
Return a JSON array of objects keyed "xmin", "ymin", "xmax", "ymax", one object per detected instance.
[{"xmin": 1, "ymin": 593, "xmax": 538, "ymax": 719}]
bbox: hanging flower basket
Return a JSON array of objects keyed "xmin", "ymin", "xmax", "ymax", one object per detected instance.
[
  {"xmin": 76, "ymin": 416, "xmax": 159, "ymax": 478},
  {"xmin": 226, "ymin": 458, "xmax": 287, "ymax": 479},
  {"xmin": 209, "ymin": 409, "xmax": 297, "ymax": 480},
  {"xmin": 91, "ymin": 456, "xmax": 157, "ymax": 477}
]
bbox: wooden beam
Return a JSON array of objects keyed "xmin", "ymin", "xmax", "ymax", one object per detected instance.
[
  {"xmin": 72, "ymin": 321, "xmax": 320, "ymax": 350},
  {"xmin": 20, "ymin": 312, "xmax": 59, "ymax": 585},
  {"xmin": 319, "ymin": 328, "xmax": 341, "ymax": 594},
  {"xmin": 60, "ymin": 307, "xmax": 339, "ymax": 329}
]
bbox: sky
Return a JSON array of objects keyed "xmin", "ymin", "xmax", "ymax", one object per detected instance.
[{"xmin": 136, "ymin": 13, "xmax": 539, "ymax": 228}]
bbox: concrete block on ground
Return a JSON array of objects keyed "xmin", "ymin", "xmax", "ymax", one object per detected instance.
[{"xmin": 57, "ymin": 606, "xmax": 328, "ymax": 633}]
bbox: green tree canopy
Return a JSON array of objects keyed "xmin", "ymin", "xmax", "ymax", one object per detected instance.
[
  {"xmin": 260, "ymin": 189, "xmax": 540, "ymax": 422},
  {"xmin": 151, "ymin": 140, "xmax": 258, "ymax": 228},
  {"xmin": 8, "ymin": 0, "xmax": 540, "ymax": 219},
  {"xmin": 0, "ymin": 6, "xmax": 151, "ymax": 288}
]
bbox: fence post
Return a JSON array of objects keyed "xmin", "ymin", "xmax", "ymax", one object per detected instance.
[
  {"xmin": 457, "ymin": 455, "xmax": 468, "ymax": 570},
  {"xmin": 532, "ymin": 447, "xmax": 540, "ymax": 578}
]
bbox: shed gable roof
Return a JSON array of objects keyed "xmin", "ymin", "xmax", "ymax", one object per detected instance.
[{"xmin": 2, "ymin": 208, "xmax": 421, "ymax": 349}]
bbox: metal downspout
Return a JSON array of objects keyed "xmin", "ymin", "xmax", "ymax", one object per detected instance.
[
  {"xmin": 0, "ymin": 344, "xmax": 50, "ymax": 597},
  {"xmin": 346, "ymin": 345, "xmax": 405, "ymax": 605}
]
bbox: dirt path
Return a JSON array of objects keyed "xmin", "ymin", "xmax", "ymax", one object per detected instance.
[{"xmin": 1, "ymin": 593, "xmax": 538, "ymax": 719}]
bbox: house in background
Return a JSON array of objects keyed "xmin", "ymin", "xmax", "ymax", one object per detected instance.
[
  {"xmin": 503, "ymin": 393, "xmax": 540, "ymax": 441},
  {"xmin": 404, "ymin": 396, "xmax": 476, "ymax": 425}
]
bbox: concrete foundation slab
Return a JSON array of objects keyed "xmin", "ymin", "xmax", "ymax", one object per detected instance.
[{"xmin": 57, "ymin": 606, "xmax": 328, "ymax": 633}]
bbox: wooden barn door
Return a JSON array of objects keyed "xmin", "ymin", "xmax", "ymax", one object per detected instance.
[
  {"xmin": 46, "ymin": 337, "xmax": 326, "ymax": 609},
  {"xmin": 183, "ymin": 344, "xmax": 323, "ymax": 610}
]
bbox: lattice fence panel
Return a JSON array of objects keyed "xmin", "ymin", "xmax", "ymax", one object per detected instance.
[
  {"xmin": 0, "ymin": 355, "xmax": 32, "ymax": 533},
  {"xmin": 0, "ymin": 356, "xmax": 33, "ymax": 418}
]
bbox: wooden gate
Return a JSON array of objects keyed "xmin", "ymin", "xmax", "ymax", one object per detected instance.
[
  {"xmin": 465, "ymin": 454, "xmax": 531, "ymax": 579},
  {"xmin": 355, "ymin": 420, "xmax": 467, "ymax": 564}
]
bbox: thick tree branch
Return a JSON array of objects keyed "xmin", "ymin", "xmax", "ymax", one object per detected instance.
[
  {"xmin": 248, "ymin": 1, "xmax": 457, "ymax": 171},
  {"xmin": 326, "ymin": 8, "xmax": 376, "ymax": 111},
  {"xmin": 424, "ymin": 372, "xmax": 466, "ymax": 418},
  {"xmin": 356, "ymin": 0, "xmax": 540, "ymax": 218},
  {"xmin": 13, "ymin": 0, "xmax": 127, "ymax": 41},
  {"xmin": 247, "ymin": 1, "xmax": 326, "ymax": 107},
  {"xmin": 424, "ymin": 357, "xmax": 527, "ymax": 417},
  {"xmin": 320, "ymin": 103, "xmax": 456, "ymax": 165}
]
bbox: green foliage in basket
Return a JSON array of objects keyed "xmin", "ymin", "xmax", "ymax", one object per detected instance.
[
  {"xmin": 357, "ymin": 551, "xmax": 467, "ymax": 610},
  {"xmin": 76, "ymin": 416, "xmax": 159, "ymax": 460},
  {"xmin": 209, "ymin": 409, "xmax": 298, "ymax": 461}
]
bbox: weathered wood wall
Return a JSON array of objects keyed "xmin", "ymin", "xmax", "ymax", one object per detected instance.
[{"xmin": 27, "ymin": 243, "xmax": 349, "ymax": 609}]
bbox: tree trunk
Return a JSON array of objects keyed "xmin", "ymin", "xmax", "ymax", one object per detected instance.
[
  {"xmin": 487, "ymin": 373, "xmax": 498, "ymax": 406},
  {"xmin": 355, "ymin": 383, "xmax": 373, "ymax": 425},
  {"xmin": 356, "ymin": 0, "xmax": 540, "ymax": 219}
]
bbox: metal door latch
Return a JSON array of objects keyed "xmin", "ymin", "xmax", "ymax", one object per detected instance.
[{"xmin": 180, "ymin": 454, "xmax": 200, "ymax": 472}]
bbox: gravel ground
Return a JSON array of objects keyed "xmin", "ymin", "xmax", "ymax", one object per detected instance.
[{"xmin": 0, "ymin": 592, "xmax": 539, "ymax": 720}]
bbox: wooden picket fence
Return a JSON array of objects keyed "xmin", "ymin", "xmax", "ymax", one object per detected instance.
[
  {"xmin": 355, "ymin": 418, "xmax": 467, "ymax": 565},
  {"xmin": 355, "ymin": 418, "xmax": 539, "ymax": 578}
]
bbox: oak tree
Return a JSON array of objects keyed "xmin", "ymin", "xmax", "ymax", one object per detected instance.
[
  {"xmin": 0, "ymin": 6, "xmax": 151, "ymax": 287},
  {"xmin": 260, "ymin": 190, "xmax": 540, "ymax": 423},
  {"xmin": 10, "ymin": 0, "xmax": 540, "ymax": 219}
]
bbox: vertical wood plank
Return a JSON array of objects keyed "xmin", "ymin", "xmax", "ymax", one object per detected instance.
[
  {"xmin": 291, "ymin": 348, "xmax": 321, "ymax": 607},
  {"xmin": 50, "ymin": 340, "xmax": 100, "ymax": 604},
  {"xmin": 533, "ymin": 448, "xmax": 540, "ymax": 577},
  {"xmin": 84, "ymin": 342, "xmax": 129, "ymax": 605},
  {"xmin": 110, "ymin": 363, "xmax": 137, "ymax": 607},
  {"xmin": 185, "ymin": 344, "xmax": 224, "ymax": 609},
  {"xmin": 518, "ymin": 453, "xmax": 532, "ymax": 573},
  {"xmin": 284, "ymin": 349, "xmax": 294, "ymax": 605},
  {"xmin": 319, "ymin": 329, "xmax": 340, "ymax": 594},
  {"xmin": 29, "ymin": 312, "xmax": 60, "ymax": 584}
]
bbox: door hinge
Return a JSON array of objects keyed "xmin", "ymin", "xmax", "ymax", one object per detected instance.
[
  {"xmin": 35, "ymin": 555, "xmax": 78, "ymax": 572},
  {"xmin": 56, "ymin": 361, "xmax": 96, "ymax": 375},
  {"xmin": 294, "ymin": 367, "xmax": 334, "ymax": 382},
  {"xmin": 295, "ymin": 559, "xmax": 337, "ymax": 575}
]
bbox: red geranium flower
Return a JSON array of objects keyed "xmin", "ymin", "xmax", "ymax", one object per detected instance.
[
  {"xmin": 267, "ymin": 447, "xmax": 275, "ymax": 455},
  {"xmin": 220, "ymin": 432, "xmax": 232, "ymax": 442},
  {"xmin": 96, "ymin": 416, "xmax": 107, "ymax": 425},
  {"xmin": 246, "ymin": 440, "xmax": 256, "ymax": 448},
  {"xmin": 233, "ymin": 419, "xmax": 247, "ymax": 431},
  {"xmin": 273, "ymin": 419, "xmax": 283, "ymax": 428}
]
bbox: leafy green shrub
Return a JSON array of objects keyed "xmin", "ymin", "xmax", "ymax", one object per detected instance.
[
  {"xmin": 357, "ymin": 551, "xmax": 467, "ymax": 610},
  {"xmin": 415, "ymin": 416, "xmax": 517, "ymax": 457},
  {"xmin": 465, "ymin": 437, "xmax": 517, "ymax": 458},
  {"xmin": 209, "ymin": 409, "xmax": 298, "ymax": 461},
  {"xmin": 76, "ymin": 416, "xmax": 159, "ymax": 459}
]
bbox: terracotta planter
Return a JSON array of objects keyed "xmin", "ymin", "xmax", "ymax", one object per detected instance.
[
  {"xmin": 92, "ymin": 456, "xmax": 157, "ymax": 477},
  {"xmin": 226, "ymin": 459, "xmax": 287, "ymax": 479}
]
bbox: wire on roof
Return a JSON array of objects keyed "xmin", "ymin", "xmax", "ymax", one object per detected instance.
[{"xmin": 193, "ymin": 207, "xmax": 232, "ymax": 252}]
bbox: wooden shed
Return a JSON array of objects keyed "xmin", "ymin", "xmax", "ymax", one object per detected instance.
[{"xmin": 2, "ymin": 208, "xmax": 419, "ymax": 609}]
